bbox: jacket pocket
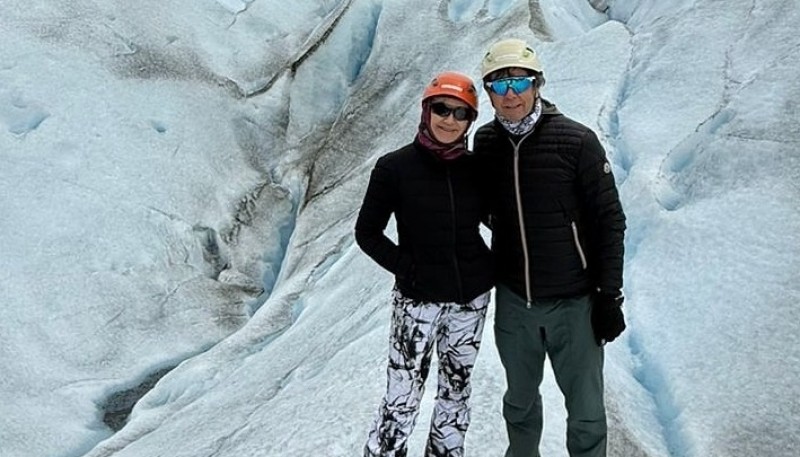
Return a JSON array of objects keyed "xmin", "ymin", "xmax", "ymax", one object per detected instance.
[{"xmin": 570, "ymin": 221, "xmax": 588, "ymax": 270}]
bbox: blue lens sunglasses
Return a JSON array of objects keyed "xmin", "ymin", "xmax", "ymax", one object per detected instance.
[{"xmin": 484, "ymin": 76, "xmax": 537, "ymax": 96}]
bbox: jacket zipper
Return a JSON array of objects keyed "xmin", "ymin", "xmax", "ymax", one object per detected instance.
[
  {"xmin": 446, "ymin": 168, "xmax": 464, "ymax": 303},
  {"xmin": 570, "ymin": 221, "xmax": 588, "ymax": 270},
  {"xmin": 509, "ymin": 132, "xmax": 535, "ymax": 308}
]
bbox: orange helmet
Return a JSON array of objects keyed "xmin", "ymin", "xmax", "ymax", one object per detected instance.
[{"xmin": 422, "ymin": 71, "xmax": 479, "ymax": 113}]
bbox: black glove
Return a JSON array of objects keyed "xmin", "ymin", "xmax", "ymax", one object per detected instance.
[{"xmin": 591, "ymin": 291, "xmax": 626, "ymax": 346}]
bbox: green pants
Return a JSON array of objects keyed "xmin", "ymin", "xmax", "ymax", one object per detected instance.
[{"xmin": 494, "ymin": 284, "xmax": 607, "ymax": 457}]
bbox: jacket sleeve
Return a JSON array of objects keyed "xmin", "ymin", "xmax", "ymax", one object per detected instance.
[
  {"xmin": 472, "ymin": 126, "xmax": 498, "ymax": 231},
  {"xmin": 576, "ymin": 130, "xmax": 626, "ymax": 294},
  {"xmin": 354, "ymin": 158, "xmax": 414, "ymax": 279}
]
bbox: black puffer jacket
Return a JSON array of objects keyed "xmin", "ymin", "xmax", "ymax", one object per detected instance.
[
  {"xmin": 355, "ymin": 139, "xmax": 494, "ymax": 304},
  {"xmin": 474, "ymin": 100, "xmax": 626, "ymax": 301}
]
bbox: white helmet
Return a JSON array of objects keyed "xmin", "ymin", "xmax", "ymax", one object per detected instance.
[{"xmin": 480, "ymin": 38, "xmax": 543, "ymax": 79}]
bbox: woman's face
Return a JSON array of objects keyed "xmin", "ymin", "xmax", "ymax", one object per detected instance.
[
  {"xmin": 488, "ymin": 67, "xmax": 538, "ymax": 123},
  {"xmin": 428, "ymin": 96, "xmax": 471, "ymax": 144}
]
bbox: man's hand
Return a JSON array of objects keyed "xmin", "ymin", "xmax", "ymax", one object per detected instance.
[{"xmin": 591, "ymin": 291, "xmax": 626, "ymax": 345}]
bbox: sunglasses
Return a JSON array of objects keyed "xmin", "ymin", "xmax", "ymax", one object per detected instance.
[
  {"xmin": 430, "ymin": 102, "xmax": 474, "ymax": 121},
  {"xmin": 484, "ymin": 76, "xmax": 537, "ymax": 96}
]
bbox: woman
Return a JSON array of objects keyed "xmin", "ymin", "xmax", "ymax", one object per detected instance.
[{"xmin": 356, "ymin": 71, "xmax": 494, "ymax": 457}]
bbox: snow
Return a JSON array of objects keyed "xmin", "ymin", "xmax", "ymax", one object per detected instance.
[{"xmin": 1, "ymin": 0, "xmax": 799, "ymax": 456}]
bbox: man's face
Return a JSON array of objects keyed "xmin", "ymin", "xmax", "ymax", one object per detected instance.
[{"xmin": 488, "ymin": 67, "xmax": 538, "ymax": 123}]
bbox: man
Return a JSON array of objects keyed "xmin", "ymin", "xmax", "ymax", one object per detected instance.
[{"xmin": 473, "ymin": 38, "xmax": 627, "ymax": 457}]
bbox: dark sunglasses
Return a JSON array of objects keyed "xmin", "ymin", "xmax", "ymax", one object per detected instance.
[
  {"xmin": 430, "ymin": 102, "xmax": 474, "ymax": 121},
  {"xmin": 484, "ymin": 76, "xmax": 537, "ymax": 96}
]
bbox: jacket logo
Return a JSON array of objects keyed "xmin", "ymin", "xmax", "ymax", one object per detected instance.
[{"xmin": 603, "ymin": 162, "xmax": 611, "ymax": 174}]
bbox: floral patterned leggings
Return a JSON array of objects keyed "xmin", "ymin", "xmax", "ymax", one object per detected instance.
[{"xmin": 364, "ymin": 288, "xmax": 490, "ymax": 457}]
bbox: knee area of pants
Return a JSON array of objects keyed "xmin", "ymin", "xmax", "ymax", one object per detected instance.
[
  {"xmin": 384, "ymin": 400, "xmax": 422, "ymax": 413},
  {"xmin": 566, "ymin": 417, "xmax": 607, "ymax": 429},
  {"xmin": 438, "ymin": 376, "xmax": 471, "ymax": 394},
  {"xmin": 436, "ymin": 387, "xmax": 471, "ymax": 404},
  {"xmin": 502, "ymin": 400, "xmax": 536, "ymax": 423}
]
